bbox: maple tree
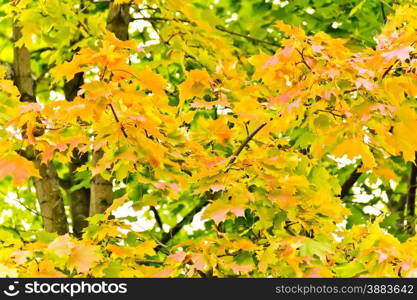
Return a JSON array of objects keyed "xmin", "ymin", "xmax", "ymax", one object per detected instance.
[{"xmin": 1, "ymin": 0, "xmax": 417, "ymax": 278}]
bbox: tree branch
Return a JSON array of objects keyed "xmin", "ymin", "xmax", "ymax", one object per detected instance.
[
  {"xmin": 296, "ymin": 48, "xmax": 312, "ymax": 71},
  {"xmin": 382, "ymin": 60, "xmax": 397, "ymax": 79},
  {"xmin": 228, "ymin": 122, "xmax": 267, "ymax": 166},
  {"xmin": 150, "ymin": 206, "xmax": 164, "ymax": 232},
  {"xmin": 155, "ymin": 123, "xmax": 268, "ymax": 251},
  {"xmin": 215, "ymin": 25, "xmax": 280, "ymax": 48},
  {"xmin": 136, "ymin": 259, "xmax": 164, "ymax": 265},
  {"xmin": 108, "ymin": 103, "xmax": 129, "ymax": 138},
  {"xmin": 340, "ymin": 164, "xmax": 362, "ymax": 199},
  {"xmin": 155, "ymin": 198, "xmax": 210, "ymax": 251},
  {"xmin": 131, "ymin": 17, "xmax": 189, "ymax": 23},
  {"xmin": 380, "ymin": 1, "xmax": 387, "ymax": 24},
  {"xmin": 31, "ymin": 47, "xmax": 55, "ymax": 57}
]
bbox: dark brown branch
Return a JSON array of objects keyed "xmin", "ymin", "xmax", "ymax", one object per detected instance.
[
  {"xmin": 31, "ymin": 47, "xmax": 55, "ymax": 57},
  {"xmin": 382, "ymin": 60, "xmax": 397, "ymax": 79},
  {"xmin": 136, "ymin": 259, "xmax": 164, "ymax": 265},
  {"xmin": 340, "ymin": 164, "xmax": 362, "ymax": 199},
  {"xmin": 155, "ymin": 198, "xmax": 210, "ymax": 251},
  {"xmin": 150, "ymin": 206, "xmax": 164, "ymax": 232}
]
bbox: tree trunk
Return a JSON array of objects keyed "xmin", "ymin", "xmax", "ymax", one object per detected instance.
[
  {"xmin": 12, "ymin": 25, "xmax": 35, "ymax": 103},
  {"xmin": 89, "ymin": 3, "xmax": 131, "ymax": 217},
  {"xmin": 406, "ymin": 153, "xmax": 417, "ymax": 234},
  {"xmin": 89, "ymin": 150, "xmax": 113, "ymax": 216},
  {"xmin": 33, "ymin": 161, "xmax": 69, "ymax": 235},
  {"xmin": 68, "ymin": 152, "xmax": 90, "ymax": 237},
  {"xmin": 64, "ymin": 73, "xmax": 91, "ymax": 237},
  {"xmin": 106, "ymin": 3, "xmax": 130, "ymax": 41},
  {"xmin": 13, "ymin": 22, "xmax": 69, "ymax": 234}
]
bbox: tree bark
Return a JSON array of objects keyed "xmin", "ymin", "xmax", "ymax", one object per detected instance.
[
  {"xmin": 12, "ymin": 25, "xmax": 35, "ymax": 103},
  {"xmin": 68, "ymin": 151, "xmax": 90, "ymax": 237},
  {"xmin": 89, "ymin": 150, "xmax": 113, "ymax": 216},
  {"xmin": 89, "ymin": 3, "xmax": 131, "ymax": 217},
  {"xmin": 406, "ymin": 153, "xmax": 417, "ymax": 234},
  {"xmin": 13, "ymin": 22, "xmax": 68, "ymax": 234},
  {"xmin": 106, "ymin": 3, "xmax": 130, "ymax": 41},
  {"xmin": 63, "ymin": 73, "xmax": 91, "ymax": 237},
  {"xmin": 33, "ymin": 161, "xmax": 69, "ymax": 235},
  {"xmin": 64, "ymin": 0, "xmax": 91, "ymax": 237}
]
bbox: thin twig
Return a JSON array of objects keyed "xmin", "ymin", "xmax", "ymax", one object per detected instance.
[
  {"xmin": 136, "ymin": 259, "xmax": 164, "ymax": 265},
  {"xmin": 296, "ymin": 48, "xmax": 312, "ymax": 71},
  {"xmin": 131, "ymin": 17, "xmax": 189, "ymax": 23},
  {"xmin": 382, "ymin": 60, "xmax": 397, "ymax": 79},
  {"xmin": 228, "ymin": 122, "xmax": 267, "ymax": 166},
  {"xmin": 215, "ymin": 25, "xmax": 280, "ymax": 48},
  {"xmin": 108, "ymin": 103, "xmax": 129, "ymax": 138},
  {"xmin": 13, "ymin": 197, "xmax": 54, "ymax": 221}
]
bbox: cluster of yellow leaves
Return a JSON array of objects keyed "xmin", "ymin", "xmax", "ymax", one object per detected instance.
[{"xmin": 5, "ymin": 0, "xmax": 417, "ymax": 278}]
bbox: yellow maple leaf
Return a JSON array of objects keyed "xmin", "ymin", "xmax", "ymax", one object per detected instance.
[
  {"xmin": 333, "ymin": 138, "xmax": 376, "ymax": 169},
  {"xmin": 107, "ymin": 244, "xmax": 133, "ymax": 258},
  {"xmin": 134, "ymin": 240, "xmax": 157, "ymax": 258},
  {"xmin": 179, "ymin": 69, "xmax": 211, "ymax": 106},
  {"xmin": 137, "ymin": 67, "xmax": 167, "ymax": 96}
]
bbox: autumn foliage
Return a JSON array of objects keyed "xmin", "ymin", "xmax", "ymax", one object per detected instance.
[{"xmin": 2, "ymin": 0, "xmax": 417, "ymax": 277}]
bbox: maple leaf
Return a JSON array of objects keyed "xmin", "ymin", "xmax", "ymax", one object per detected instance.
[
  {"xmin": 68, "ymin": 243, "xmax": 101, "ymax": 274},
  {"xmin": 381, "ymin": 46, "xmax": 414, "ymax": 62},
  {"xmin": 179, "ymin": 69, "xmax": 211, "ymax": 105},
  {"xmin": 47, "ymin": 234, "xmax": 75, "ymax": 256},
  {"xmin": 167, "ymin": 251, "xmax": 187, "ymax": 264},
  {"xmin": 0, "ymin": 155, "xmax": 40, "ymax": 185},
  {"xmin": 32, "ymin": 260, "xmax": 65, "ymax": 278},
  {"xmin": 202, "ymin": 200, "xmax": 246, "ymax": 224},
  {"xmin": 11, "ymin": 250, "xmax": 31, "ymax": 265},
  {"xmin": 134, "ymin": 240, "xmax": 157, "ymax": 258},
  {"xmin": 231, "ymin": 239, "xmax": 256, "ymax": 251},
  {"xmin": 7, "ymin": 0, "xmax": 417, "ymax": 280},
  {"xmin": 0, "ymin": 263, "xmax": 18, "ymax": 277},
  {"xmin": 0, "ymin": 80, "xmax": 20, "ymax": 98},
  {"xmin": 333, "ymin": 139, "xmax": 376, "ymax": 169},
  {"xmin": 104, "ymin": 194, "xmax": 128, "ymax": 219},
  {"xmin": 355, "ymin": 78, "xmax": 377, "ymax": 91},
  {"xmin": 306, "ymin": 266, "xmax": 333, "ymax": 278},
  {"xmin": 52, "ymin": 59, "xmax": 86, "ymax": 83},
  {"xmin": 229, "ymin": 263, "xmax": 253, "ymax": 275},
  {"xmin": 107, "ymin": 245, "xmax": 133, "ymax": 258},
  {"xmin": 137, "ymin": 67, "xmax": 167, "ymax": 96}
]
